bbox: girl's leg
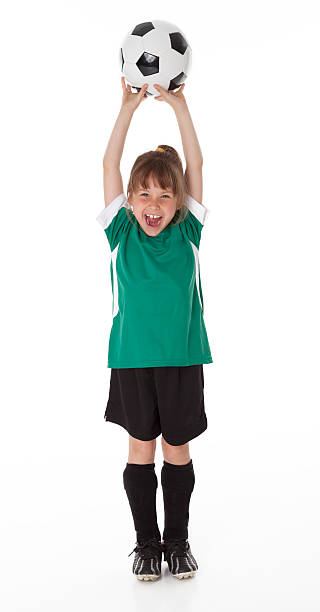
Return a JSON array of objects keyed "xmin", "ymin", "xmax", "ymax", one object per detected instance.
[
  {"xmin": 128, "ymin": 434, "xmax": 156, "ymax": 464},
  {"xmin": 160, "ymin": 436, "xmax": 195, "ymax": 541},
  {"xmin": 161, "ymin": 437, "xmax": 191, "ymax": 465},
  {"xmin": 123, "ymin": 435, "xmax": 161, "ymax": 543}
]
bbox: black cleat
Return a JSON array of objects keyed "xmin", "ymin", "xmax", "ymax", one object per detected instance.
[
  {"xmin": 128, "ymin": 536, "xmax": 163, "ymax": 581},
  {"xmin": 162, "ymin": 538, "xmax": 198, "ymax": 579}
]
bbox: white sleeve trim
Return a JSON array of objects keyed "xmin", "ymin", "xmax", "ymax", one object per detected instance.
[
  {"xmin": 186, "ymin": 194, "xmax": 210, "ymax": 224},
  {"xmin": 96, "ymin": 193, "xmax": 127, "ymax": 230}
]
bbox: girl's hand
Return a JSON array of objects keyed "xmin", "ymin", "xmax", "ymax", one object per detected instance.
[
  {"xmin": 153, "ymin": 82, "xmax": 187, "ymax": 111},
  {"xmin": 121, "ymin": 76, "xmax": 148, "ymax": 112}
]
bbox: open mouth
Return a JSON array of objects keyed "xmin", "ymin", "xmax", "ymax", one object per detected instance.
[{"xmin": 144, "ymin": 214, "xmax": 162, "ymax": 227}]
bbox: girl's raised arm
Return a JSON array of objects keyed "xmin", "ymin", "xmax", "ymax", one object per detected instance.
[
  {"xmin": 174, "ymin": 105, "xmax": 203, "ymax": 205},
  {"xmin": 102, "ymin": 78, "xmax": 148, "ymax": 207},
  {"xmin": 153, "ymin": 83, "xmax": 204, "ymax": 205}
]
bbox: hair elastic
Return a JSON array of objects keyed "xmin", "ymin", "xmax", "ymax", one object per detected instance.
[{"xmin": 156, "ymin": 147, "xmax": 165, "ymax": 152}]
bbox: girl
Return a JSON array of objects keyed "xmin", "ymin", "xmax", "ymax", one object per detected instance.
[{"xmin": 96, "ymin": 77, "xmax": 213, "ymax": 581}]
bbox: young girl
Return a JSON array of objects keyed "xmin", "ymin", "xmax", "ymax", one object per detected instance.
[{"xmin": 96, "ymin": 77, "xmax": 213, "ymax": 581}]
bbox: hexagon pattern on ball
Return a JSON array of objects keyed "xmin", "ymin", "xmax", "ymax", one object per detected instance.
[{"xmin": 119, "ymin": 20, "xmax": 192, "ymax": 97}]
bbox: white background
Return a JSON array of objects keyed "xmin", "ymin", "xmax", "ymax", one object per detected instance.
[{"xmin": 1, "ymin": 1, "xmax": 319, "ymax": 610}]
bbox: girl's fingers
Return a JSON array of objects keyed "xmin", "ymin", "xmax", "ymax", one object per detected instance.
[
  {"xmin": 120, "ymin": 78, "xmax": 149, "ymax": 101},
  {"xmin": 140, "ymin": 84, "xmax": 148, "ymax": 98},
  {"xmin": 154, "ymin": 84, "xmax": 172, "ymax": 99}
]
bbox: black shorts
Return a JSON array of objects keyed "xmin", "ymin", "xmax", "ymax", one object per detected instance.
[{"xmin": 104, "ymin": 364, "xmax": 208, "ymax": 446}]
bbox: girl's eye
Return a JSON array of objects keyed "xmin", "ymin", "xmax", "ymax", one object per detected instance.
[{"xmin": 140, "ymin": 193, "xmax": 169, "ymax": 198}]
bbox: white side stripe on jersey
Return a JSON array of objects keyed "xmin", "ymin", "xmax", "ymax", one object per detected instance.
[
  {"xmin": 110, "ymin": 243, "xmax": 120, "ymax": 318},
  {"xmin": 189, "ymin": 240, "xmax": 203, "ymax": 311}
]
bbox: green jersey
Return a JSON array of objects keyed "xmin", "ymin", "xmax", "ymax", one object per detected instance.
[{"xmin": 96, "ymin": 192, "xmax": 213, "ymax": 368}]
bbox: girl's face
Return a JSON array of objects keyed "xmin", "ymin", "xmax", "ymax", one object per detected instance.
[{"xmin": 128, "ymin": 176, "xmax": 181, "ymax": 236}]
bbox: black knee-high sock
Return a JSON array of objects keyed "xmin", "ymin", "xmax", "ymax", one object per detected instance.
[
  {"xmin": 123, "ymin": 462, "xmax": 161, "ymax": 544},
  {"xmin": 161, "ymin": 459, "xmax": 195, "ymax": 542}
]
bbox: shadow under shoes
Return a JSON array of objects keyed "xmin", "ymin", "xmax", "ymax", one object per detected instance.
[{"xmin": 128, "ymin": 536, "xmax": 163, "ymax": 581}]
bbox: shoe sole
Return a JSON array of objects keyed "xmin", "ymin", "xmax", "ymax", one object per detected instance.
[
  {"xmin": 135, "ymin": 571, "xmax": 196, "ymax": 580},
  {"xmin": 172, "ymin": 570, "xmax": 197, "ymax": 579},
  {"xmin": 136, "ymin": 573, "xmax": 161, "ymax": 581}
]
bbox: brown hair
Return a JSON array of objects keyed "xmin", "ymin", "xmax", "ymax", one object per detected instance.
[{"xmin": 124, "ymin": 145, "xmax": 189, "ymax": 232}]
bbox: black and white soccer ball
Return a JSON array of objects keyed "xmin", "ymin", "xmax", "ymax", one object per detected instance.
[{"xmin": 119, "ymin": 20, "xmax": 192, "ymax": 97}]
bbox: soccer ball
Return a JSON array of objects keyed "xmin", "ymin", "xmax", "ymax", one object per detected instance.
[{"xmin": 119, "ymin": 20, "xmax": 192, "ymax": 97}]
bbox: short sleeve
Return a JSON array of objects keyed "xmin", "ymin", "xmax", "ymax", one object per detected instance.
[
  {"xmin": 96, "ymin": 193, "xmax": 130, "ymax": 251},
  {"xmin": 181, "ymin": 194, "xmax": 210, "ymax": 249}
]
